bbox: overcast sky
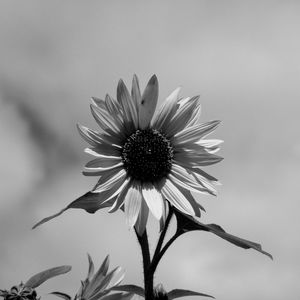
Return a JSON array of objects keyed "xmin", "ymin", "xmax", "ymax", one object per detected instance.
[{"xmin": 0, "ymin": 1, "xmax": 299, "ymax": 300}]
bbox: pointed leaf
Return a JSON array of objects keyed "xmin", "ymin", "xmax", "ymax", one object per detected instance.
[
  {"xmin": 50, "ymin": 292, "xmax": 72, "ymax": 300},
  {"xmin": 111, "ymin": 285, "xmax": 145, "ymax": 297},
  {"xmin": 174, "ymin": 210, "xmax": 273, "ymax": 259},
  {"xmin": 168, "ymin": 289, "xmax": 214, "ymax": 299},
  {"xmin": 25, "ymin": 266, "xmax": 72, "ymax": 288},
  {"xmin": 32, "ymin": 192, "xmax": 114, "ymax": 229}
]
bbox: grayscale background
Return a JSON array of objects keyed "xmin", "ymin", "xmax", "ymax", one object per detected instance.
[{"xmin": 0, "ymin": 1, "xmax": 299, "ymax": 299}]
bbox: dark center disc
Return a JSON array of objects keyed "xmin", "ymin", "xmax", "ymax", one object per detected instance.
[{"xmin": 122, "ymin": 129, "xmax": 174, "ymax": 183}]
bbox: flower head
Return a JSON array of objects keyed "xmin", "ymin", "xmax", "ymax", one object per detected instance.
[
  {"xmin": 0, "ymin": 266, "xmax": 71, "ymax": 300},
  {"xmin": 52, "ymin": 255, "xmax": 132, "ymax": 300},
  {"xmin": 75, "ymin": 255, "xmax": 126, "ymax": 300},
  {"xmin": 33, "ymin": 75, "xmax": 222, "ymax": 234},
  {"xmin": 0, "ymin": 284, "xmax": 38, "ymax": 300}
]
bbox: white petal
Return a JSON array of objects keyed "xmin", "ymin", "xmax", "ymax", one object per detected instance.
[
  {"xmin": 84, "ymin": 146, "xmax": 120, "ymax": 158},
  {"xmin": 134, "ymin": 198, "xmax": 149, "ymax": 236},
  {"xmin": 125, "ymin": 184, "xmax": 142, "ymax": 228},
  {"xmin": 108, "ymin": 179, "xmax": 131, "ymax": 213},
  {"xmin": 93, "ymin": 169, "xmax": 126, "ymax": 193},
  {"xmin": 161, "ymin": 178, "xmax": 195, "ymax": 216},
  {"xmin": 174, "ymin": 120, "xmax": 221, "ymax": 145},
  {"xmin": 131, "ymin": 74, "xmax": 141, "ymax": 117},
  {"xmin": 77, "ymin": 124, "xmax": 102, "ymax": 146},
  {"xmin": 90, "ymin": 104, "xmax": 121, "ymax": 134},
  {"xmin": 138, "ymin": 75, "xmax": 159, "ymax": 129},
  {"xmin": 165, "ymin": 96, "xmax": 200, "ymax": 137},
  {"xmin": 117, "ymin": 79, "xmax": 138, "ymax": 129},
  {"xmin": 142, "ymin": 183, "xmax": 164, "ymax": 220},
  {"xmin": 85, "ymin": 157, "xmax": 122, "ymax": 168},
  {"xmin": 169, "ymin": 164, "xmax": 214, "ymax": 195},
  {"xmin": 151, "ymin": 87, "xmax": 181, "ymax": 131}
]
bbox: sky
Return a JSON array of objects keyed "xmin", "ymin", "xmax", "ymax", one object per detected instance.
[{"xmin": 0, "ymin": 1, "xmax": 299, "ymax": 299}]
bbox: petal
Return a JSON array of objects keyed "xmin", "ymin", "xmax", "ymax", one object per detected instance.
[
  {"xmin": 108, "ymin": 180, "xmax": 131, "ymax": 213},
  {"xmin": 85, "ymin": 157, "xmax": 122, "ymax": 168},
  {"xmin": 131, "ymin": 74, "xmax": 141, "ymax": 116},
  {"xmin": 83, "ymin": 163, "xmax": 123, "ymax": 176},
  {"xmin": 169, "ymin": 164, "xmax": 215, "ymax": 195},
  {"xmin": 134, "ymin": 197, "xmax": 149, "ymax": 236},
  {"xmin": 125, "ymin": 184, "xmax": 142, "ymax": 228},
  {"xmin": 93, "ymin": 168, "xmax": 126, "ymax": 193},
  {"xmin": 174, "ymin": 120, "xmax": 221, "ymax": 145},
  {"xmin": 151, "ymin": 87, "xmax": 181, "ymax": 132},
  {"xmin": 138, "ymin": 75, "xmax": 159, "ymax": 129},
  {"xmin": 165, "ymin": 96, "xmax": 200, "ymax": 137},
  {"xmin": 160, "ymin": 178, "xmax": 195, "ymax": 216},
  {"xmin": 175, "ymin": 150, "xmax": 223, "ymax": 167},
  {"xmin": 90, "ymin": 104, "xmax": 121, "ymax": 134},
  {"xmin": 77, "ymin": 124, "xmax": 103, "ymax": 146},
  {"xmin": 105, "ymin": 94, "xmax": 125, "ymax": 130},
  {"xmin": 142, "ymin": 183, "xmax": 164, "ymax": 220},
  {"xmin": 91, "ymin": 97, "xmax": 107, "ymax": 110},
  {"xmin": 117, "ymin": 79, "xmax": 138, "ymax": 129},
  {"xmin": 85, "ymin": 146, "xmax": 121, "ymax": 158}
]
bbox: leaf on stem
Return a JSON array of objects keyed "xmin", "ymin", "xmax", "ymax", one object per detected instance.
[
  {"xmin": 50, "ymin": 292, "xmax": 72, "ymax": 300},
  {"xmin": 174, "ymin": 209, "xmax": 273, "ymax": 259},
  {"xmin": 32, "ymin": 192, "xmax": 114, "ymax": 229},
  {"xmin": 168, "ymin": 289, "xmax": 215, "ymax": 299},
  {"xmin": 24, "ymin": 266, "xmax": 72, "ymax": 288},
  {"xmin": 110, "ymin": 285, "xmax": 145, "ymax": 297}
]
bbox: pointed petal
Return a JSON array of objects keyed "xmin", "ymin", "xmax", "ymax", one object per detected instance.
[
  {"xmin": 174, "ymin": 120, "xmax": 221, "ymax": 145},
  {"xmin": 90, "ymin": 104, "xmax": 121, "ymax": 134},
  {"xmin": 77, "ymin": 124, "xmax": 102, "ymax": 146},
  {"xmin": 134, "ymin": 197, "xmax": 149, "ymax": 236},
  {"xmin": 117, "ymin": 79, "xmax": 138, "ymax": 128},
  {"xmin": 138, "ymin": 75, "xmax": 159, "ymax": 129},
  {"xmin": 84, "ymin": 146, "xmax": 121, "ymax": 158},
  {"xmin": 151, "ymin": 87, "xmax": 181, "ymax": 132},
  {"xmin": 169, "ymin": 164, "xmax": 214, "ymax": 196},
  {"xmin": 91, "ymin": 97, "xmax": 106, "ymax": 109},
  {"xmin": 108, "ymin": 180, "xmax": 131, "ymax": 213},
  {"xmin": 92, "ymin": 169, "xmax": 126, "ymax": 193},
  {"xmin": 125, "ymin": 184, "xmax": 142, "ymax": 228},
  {"xmin": 131, "ymin": 74, "xmax": 141, "ymax": 116},
  {"xmin": 142, "ymin": 183, "xmax": 164, "ymax": 220},
  {"xmin": 165, "ymin": 96, "xmax": 200, "ymax": 137},
  {"xmin": 161, "ymin": 179, "xmax": 195, "ymax": 216}
]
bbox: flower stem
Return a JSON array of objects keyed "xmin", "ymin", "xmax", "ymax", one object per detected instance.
[
  {"xmin": 135, "ymin": 228, "xmax": 153, "ymax": 300},
  {"xmin": 152, "ymin": 208, "xmax": 174, "ymax": 264}
]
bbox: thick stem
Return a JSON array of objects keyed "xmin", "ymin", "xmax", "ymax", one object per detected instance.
[{"xmin": 135, "ymin": 228, "xmax": 153, "ymax": 300}]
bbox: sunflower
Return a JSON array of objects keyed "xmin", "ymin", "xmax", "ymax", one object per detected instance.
[
  {"xmin": 77, "ymin": 75, "xmax": 222, "ymax": 232},
  {"xmin": 33, "ymin": 75, "xmax": 223, "ymax": 234}
]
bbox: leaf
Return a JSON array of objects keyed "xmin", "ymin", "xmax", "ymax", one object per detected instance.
[
  {"xmin": 174, "ymin": 210, "xmax": 273, "ymax": 259},
  {"xmin": 101, "ymin": 293, "xmax": 134, "ymax": 300},
  {"xmin": 24, "ymin": 266, "xmax": 72, "ymax": 288},
  {"xmin": 110, "ymin": 285, "xmax": 145, "ymax": 297},
  {"xmin": 168, "ymin": 289, "xmax": 215, "ymax": 299},
  {"xmin": 32, "ymin": 192, "xmax": 114, "ymax": 229},
  {"xmin": 50, "ymin": 292, "xmax": 72, "ymax": 300}
]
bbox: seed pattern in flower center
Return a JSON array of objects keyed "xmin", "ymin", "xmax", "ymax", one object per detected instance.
[{"xmin": 122, "ymin": 129, "xmax": 174, "ymax": 183}]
